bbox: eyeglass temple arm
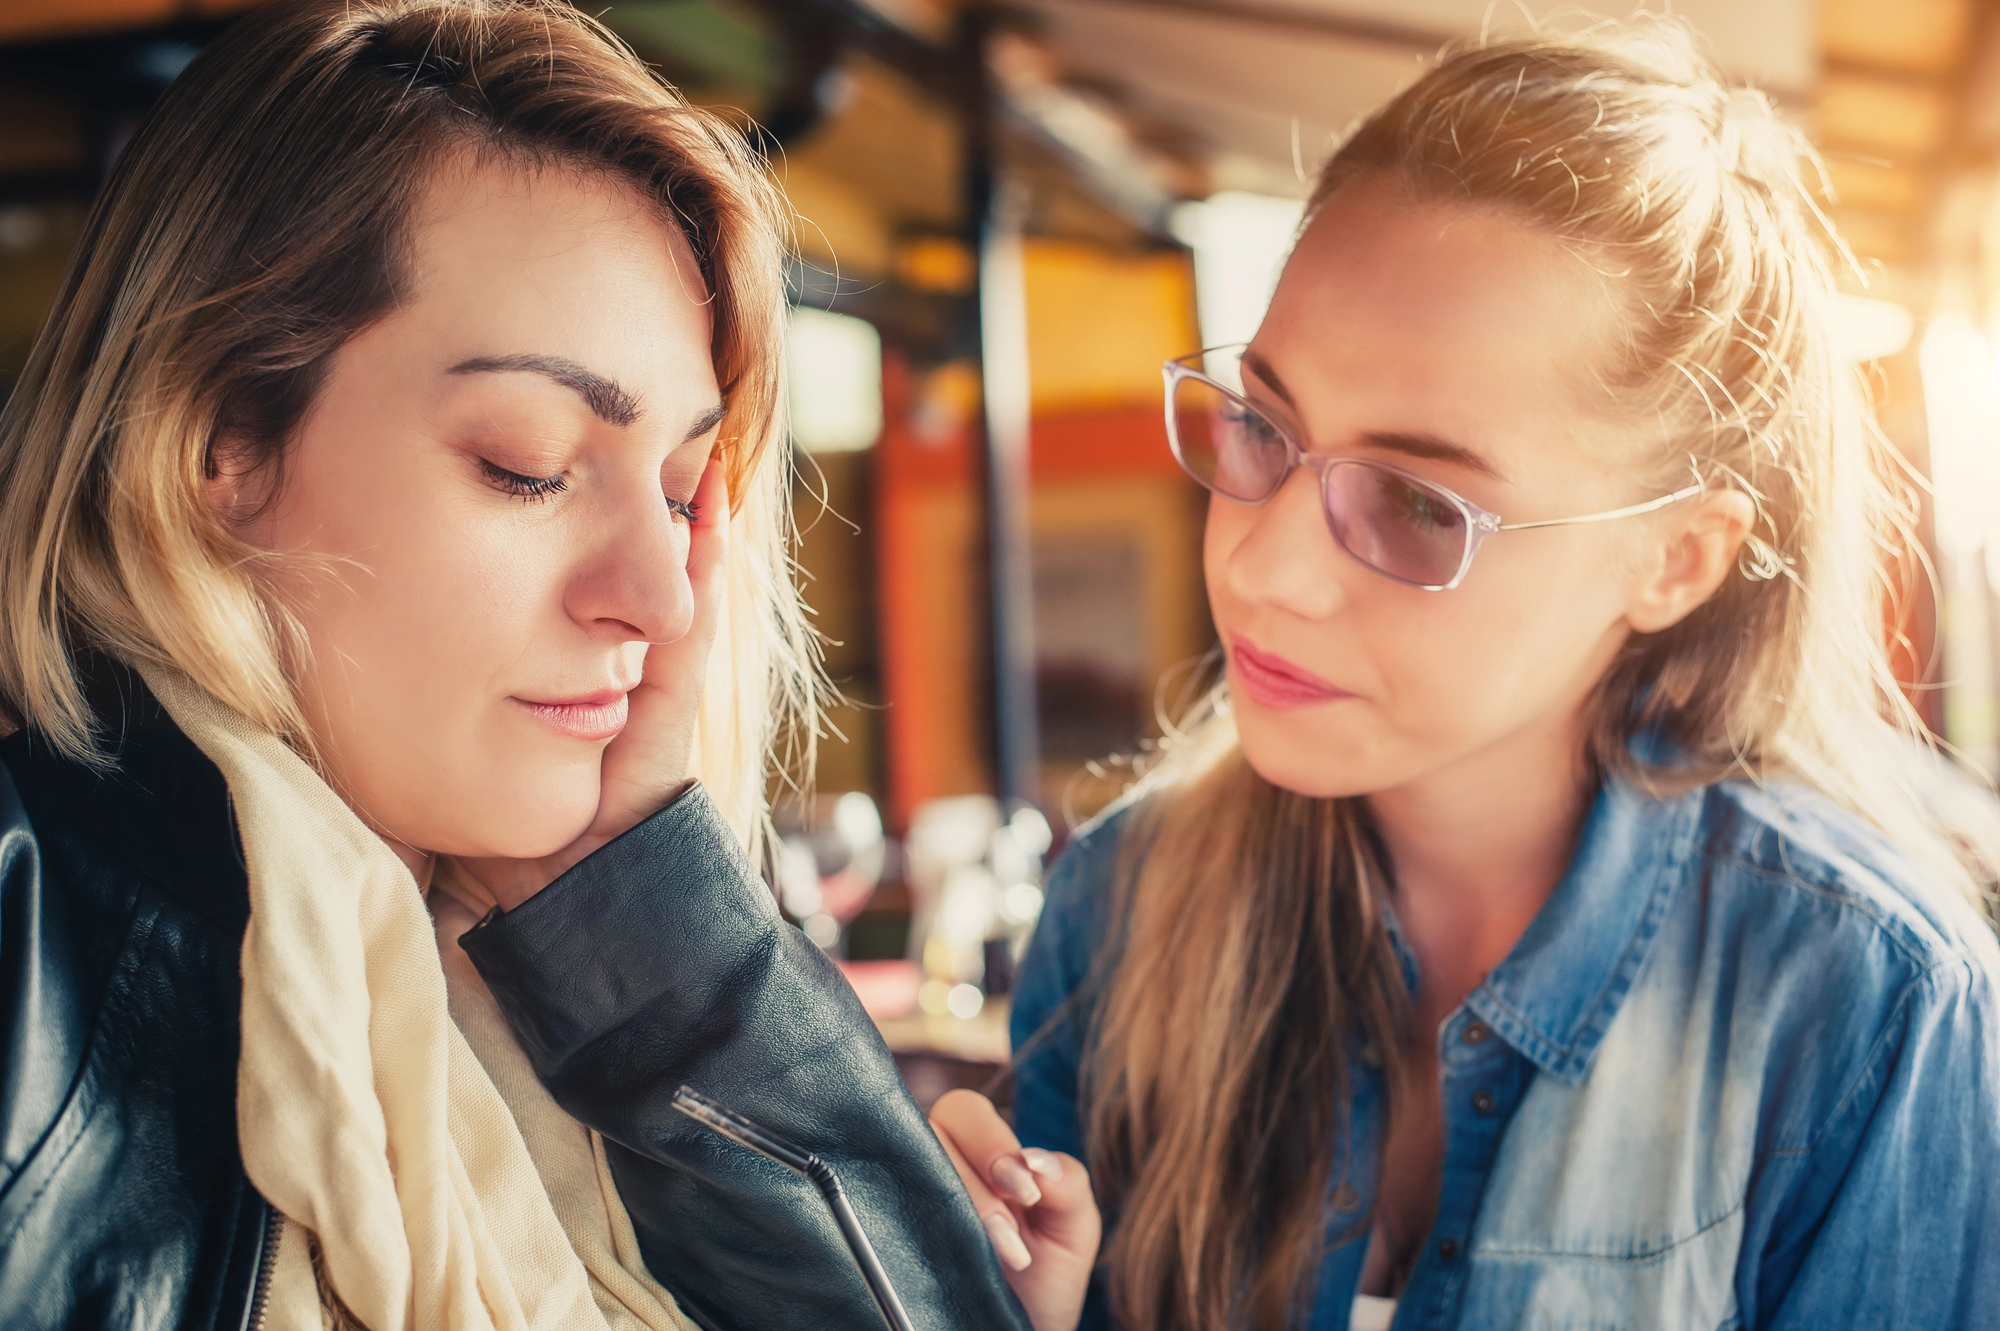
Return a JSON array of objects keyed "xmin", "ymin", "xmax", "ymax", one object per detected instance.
[{"xmin": 1495, "ymin": 482, "xmax": 1704, "ymax": 532}]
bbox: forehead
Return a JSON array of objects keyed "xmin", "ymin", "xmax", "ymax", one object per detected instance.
[
  {"xmin": 1255, "ymin": 182, "xmax": 1634, "ymax": 468},
  {"xmin": 396, "ymin": 155, "xmax": 715, "ymax": 395}
]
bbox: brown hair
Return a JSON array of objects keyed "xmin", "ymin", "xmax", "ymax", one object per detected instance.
[
  {"xmin": 1082, "ymin": 19, "xmax": 1984, "ymax": 1330},
  {"xmin": 0, "ymin": 0, "xmax": 817, "ymax": 842}
]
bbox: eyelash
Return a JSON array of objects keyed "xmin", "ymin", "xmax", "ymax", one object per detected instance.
[
  {"xmin": 480, "ymin": 459, "xmax": 568, "ymax": 503},
  {"xmin": 478, "ymin": 458, "xmax": 699, "ymax": 522}
]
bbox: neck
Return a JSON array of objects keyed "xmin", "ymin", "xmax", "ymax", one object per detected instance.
[
  {"xmin": 384, "ymin": 836, "xmax": 436, "ymax": 894},
  {"xmin": 1366, "ymin": 710, "xmax": 1596, "ymax": 1011}
]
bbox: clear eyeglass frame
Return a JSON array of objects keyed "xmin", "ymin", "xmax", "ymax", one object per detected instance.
[{"xmin": 1162, "ymin": 346, "xmax": 1704, "ymax": 592}]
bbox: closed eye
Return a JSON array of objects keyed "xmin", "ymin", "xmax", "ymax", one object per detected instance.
[{"xmin": 478, "ymin": 458, "xmax": 568, "ymax": 502}]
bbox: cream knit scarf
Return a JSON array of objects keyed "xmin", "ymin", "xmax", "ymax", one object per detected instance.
[{"xmin": 141, "ymin": 665, "xmax": 695, "ymax": 1331}]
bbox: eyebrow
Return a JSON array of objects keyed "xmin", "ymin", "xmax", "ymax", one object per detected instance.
[
  {"xmin": 1359, "ymin": 430, "xmax": 1505, "ymax": 481},
  {"xmin": 1239, "ymin": 347, "xmax": 1505, "ymax": 482},
  {"xmin": 682, "ymin": 402, "xmax": 729, "ymax": 443},
  {"xmin": 448, "ymin": 354, "xmax": 643, "ymax": 428}
]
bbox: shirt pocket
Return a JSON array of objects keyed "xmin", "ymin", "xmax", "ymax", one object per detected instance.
[{"xmin": 1457, "ymin": 1200, "xmax": 1745, "ymax": 1331}]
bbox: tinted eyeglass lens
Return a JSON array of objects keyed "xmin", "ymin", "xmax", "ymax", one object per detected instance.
[
  {"xmin": 1323, "ymin": 461, "xmax": 1471, "ymax": 587},
  {"xmin": 1170, "ymin": 372, "xmax": 1289, "ymax": 501}
]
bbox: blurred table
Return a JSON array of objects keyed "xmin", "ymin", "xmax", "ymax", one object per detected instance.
[
  {"xmin": 875, "ymin": 1000, "xmax": 1011, "ymax": 1065},
  {"xmin": 840, "ymin": 959, "xmax": 1014, "ymax": 1113},
  {"xmin": 880, "ymin": 1007, "xmax": 1008, "ymax": 1111}
]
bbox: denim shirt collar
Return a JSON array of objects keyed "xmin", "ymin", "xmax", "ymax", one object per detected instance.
[{"xmin": 1449, "ymin": 773, "xmax": 1706, "ymax": 1085}]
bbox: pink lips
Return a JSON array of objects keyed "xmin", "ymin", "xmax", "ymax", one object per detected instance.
[
  {"xmin": 513, "ymin": 691, "xmax": 631, "ymax": 742},
  {"xmin": 1228, "ymin": 635, "xmax": 1354, "ymax": 711}
]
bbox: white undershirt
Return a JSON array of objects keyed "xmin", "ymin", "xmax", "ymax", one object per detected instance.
[
  {"xmin": 1353, "ymin": 1219, "xmax": 1400, "ymax": 1329},
  {"xmin": 1351, "ymin": 1293, "xmax": 1398, "ymax": 1331}
]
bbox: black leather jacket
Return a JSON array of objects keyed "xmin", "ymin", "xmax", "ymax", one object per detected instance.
[{"xmin": 0, "ymin": 667, "xmax": 1032, "ymax": 1331}]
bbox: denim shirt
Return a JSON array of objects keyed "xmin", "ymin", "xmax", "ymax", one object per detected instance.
[{"xmin": 1010, "ymin": 772, "xmax": 2000, "ymax": 1330}]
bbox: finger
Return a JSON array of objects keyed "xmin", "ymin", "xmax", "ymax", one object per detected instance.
[
  {"xmin": 682, "ymin": 456, "xmax": 730, "ymax": 630},
  {"xmin": 930, "ymin": 1090, "xmax": 1040, "ymax": 1206},
  {"xmin": 931, "ymin": 1121, "xmax": 1007, "ymax": 1215},
  {"xmin": 1016, "ymin": 1149, "xmax": 1101, "ymax": 1255},
  {"xmin": 631, "ymin": 459, "xmax": 728, "ymax": 704},
  {"xmin": 934, "ymin": 1119, "xmax": 1033, "ymax": 1272},
  {"xmin": 587, "ymin": 461, "xmax": 731, "ymax": 839},
  {"xmin": 1019, "ymin": 1149, "xmax": 1088, "ymax": 1211}
]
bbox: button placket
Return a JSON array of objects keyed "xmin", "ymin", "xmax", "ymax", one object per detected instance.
[
  {"xmin": 1321, "ymin": 1051, "xmax": 1386, "ymax": 1289},
  {"xmin": 1439, "ymin": 1012, "xmax": 1504, "ymax": 1075},
  {"xmin": 1399, "ymin": 1009, "xmax": 1526, "ymax": 1329}
]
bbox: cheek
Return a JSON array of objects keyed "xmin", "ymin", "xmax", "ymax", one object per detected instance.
[
  {"xmin": 270, "ymin": 440, "xmax": 594, "ymax": 853},
  {"xmin": 1200, "ymin": 495, "xmax": 1255, "ymax": 608},
  {"xmin": 1364, "ymin": 543, "xmax": 1632, "ymax": 749},
  {"xmin": 278, "ymin": 445, "xmax": 533, "ymax": 703},
  {"xmin": 1221, "ymin": 532, "xmax": 1631, "ymax": 796}
]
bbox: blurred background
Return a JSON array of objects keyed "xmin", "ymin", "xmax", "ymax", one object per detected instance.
[{"xmin": 1, "ymin": 0, "xmax": 1995, "ymax": 1099}]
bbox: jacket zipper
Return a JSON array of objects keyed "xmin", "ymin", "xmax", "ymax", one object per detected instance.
[{"xmin": 247, "ymin": 1205, "xmax": 284, "ymax": 1331}]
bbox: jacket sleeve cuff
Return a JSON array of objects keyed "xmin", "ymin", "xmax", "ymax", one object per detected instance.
[{"xmin": 457, "ymin": 781, "xmax": 776, "ymax": 1075}]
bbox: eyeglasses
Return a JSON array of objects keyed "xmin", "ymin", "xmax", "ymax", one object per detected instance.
[{"xmin": 1164, "ymin": 346, "xmax": 1702, "ymax": 592}]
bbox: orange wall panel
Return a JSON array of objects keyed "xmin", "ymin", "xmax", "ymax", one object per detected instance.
[{"xmin": 874, "ymin": 356, "xmax": 992, "ymax": 826}]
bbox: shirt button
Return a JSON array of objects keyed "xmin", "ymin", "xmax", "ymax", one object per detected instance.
[
  {"xmin": 1471, "ymin": 1088, "xmax": 1497, "ymax": 1115},
  {"xmin": 1332, "ymin": 1183, "xmax": 1361, "ymax": 1212},
  {"xmin": 1438, "ymin": 1238, "xmax": 1460, "ymax": 1262},
  {"xmin": 1463, "ymin": 1021, "xmax": 1490, "ymax": 1045}
]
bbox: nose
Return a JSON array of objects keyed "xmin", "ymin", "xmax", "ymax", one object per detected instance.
[
  {"xmin": 562, "ymin": 476, "xmax": 695, "ymax": 645},
  {"xmin": 1221, "ymin": 464, "xmax": 1354, "ymax": 620}
]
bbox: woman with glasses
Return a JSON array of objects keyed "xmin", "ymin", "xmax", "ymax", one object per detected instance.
[{"xmin": 933, "ymin": 18, "xmax": 2000, "ymax": 1331}]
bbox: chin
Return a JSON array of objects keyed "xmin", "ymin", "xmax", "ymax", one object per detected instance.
[
  {"xmin": 1233, "ymin": 704, "xmax": 1388, "ymax": 801},
  {"xmin": 479, "ymin": 819, "xmax": 592, "ymax": 861},
  {"xmin": 437, "ymin": 774, "xmax": 600, "ymax": 859}
]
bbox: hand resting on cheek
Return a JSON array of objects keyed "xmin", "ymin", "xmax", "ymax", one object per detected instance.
[{"xmin": 457, "ymin": 455, "xmax": 729, "ymax": 911}]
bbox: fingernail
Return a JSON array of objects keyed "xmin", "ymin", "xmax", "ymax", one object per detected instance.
[
  {"xmin": 984, "ymin": 1210, "xmax": 1033, "ymax": 1271},
  {"xmin": 1021, "ymin": 1148, "xmax": 1063, "ymax": 1181},
  {"xmin": 991, "ymin": 1155, "xmax": 1043, "ymax": 1206}
]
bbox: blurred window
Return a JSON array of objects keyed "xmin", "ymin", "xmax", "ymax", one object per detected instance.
[
  {"xmin": 1920, "ymin": 314, "xmax": 2000, "ymax": 773},
  {"xmin": 1169, "ymin": 191, "xmax": 1306, "ymax": 349},
  {"xmin": 787, "ymin": 305, "xmax": 882, "ymax": 453}
]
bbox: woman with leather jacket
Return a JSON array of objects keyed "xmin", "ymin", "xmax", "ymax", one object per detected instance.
[{"xmin": 0, "ymin": 2, "xmax": 1091, "ymax": 1327}]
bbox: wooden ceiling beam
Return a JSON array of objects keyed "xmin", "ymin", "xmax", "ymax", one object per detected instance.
[
  {"xmin": 1822, "ymin": 55, "xmax": 1959, "ymax": 92},
  {"xmin": 1834, "ymin": 0, "xmax": 2000, "ymax": 295},
  {"xmin": 1036, "ymin": 0, "xmax": 1808, "ymax": 109},
  {"xmin": 748, "ymin": 0, "xmax": 967, "ymax": 107},
  {"xmin": 1035, "ymin": 0, "xmax": 1453, "ymax": 54}
]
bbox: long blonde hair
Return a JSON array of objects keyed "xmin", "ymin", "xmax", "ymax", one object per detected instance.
[
  {"xmin": 1084, "ymin": 20, "xmax": 1990, "ymax": 1330},
  {"xmin": 0, "ymin": 0, "xmax": 818, "ymax": 847}
]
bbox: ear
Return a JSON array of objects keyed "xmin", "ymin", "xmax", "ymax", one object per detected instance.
[
  {"xmin": 1624, "ymin": 488, "xmax": 1756, "ymax": 634},
  {"xmin": 201, "ymin": 433, "xmax": 274, "ymax": 531}
]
